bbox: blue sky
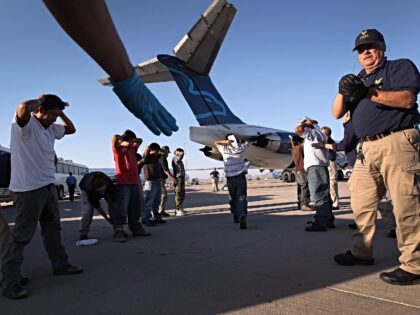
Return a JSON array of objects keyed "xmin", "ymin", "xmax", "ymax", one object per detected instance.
[{"xmin": 1, "ymin": 0, "xmax": 419, "ymax": 169}]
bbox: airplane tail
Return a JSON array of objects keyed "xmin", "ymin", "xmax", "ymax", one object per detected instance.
[{"xmin": 157, "ymin": 54, "xmax": 243, "ymax": 126}]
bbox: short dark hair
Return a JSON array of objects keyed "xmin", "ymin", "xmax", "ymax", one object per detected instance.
[
  {"xmin": 41, "ymin": 94, "xmax": 68, "ymax": 111},
  {"xmin": 122, "ymin": 129, "xmax": 137, "ymax": 141},
  {"xmin": 175, "ymin": 148, "xmax": 184, "ymax": 153},
  {"xmin": 69, "ymin": 172, "xmax": 73, "ymax": 176},
  {"xmin": 149, "ymin": 142, "xmax": 161, "ymax": 151},
  {"xmin": 321, "ymin": 127, "xmax": 332, "ymax": 137}
]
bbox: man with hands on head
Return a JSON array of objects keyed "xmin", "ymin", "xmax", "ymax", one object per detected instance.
[
  {"xmin": 295, "ymin": 118, "xmax": 334, "ymax": 232},
  {"xmin": 215, "ymin": 135, "xmax": 251, "ymax": 230},
  {"xmin": 2, "ymin": 95, "xmax": 82, "ymax": 300},
  {"xmin": 332, "ymin": 29, "xmax": 420, "ymax": 285},
  {"xmin": 112, "ymin": 130, "xmax": 150, "ymax": 243}
]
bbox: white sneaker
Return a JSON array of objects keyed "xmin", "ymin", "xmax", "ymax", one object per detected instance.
[{"xmin": 175, "ymin": 209, "xmax": 186, "ymax": 216}]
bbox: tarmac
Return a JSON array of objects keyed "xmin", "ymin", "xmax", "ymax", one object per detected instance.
[{"xmin": 1, "ymin": 179, "xmax": 419, "ymax": 315}]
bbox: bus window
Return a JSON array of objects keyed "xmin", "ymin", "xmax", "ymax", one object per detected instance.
[
  {"xmin": 57, "ymin": 162, "xmax": 64, "ymax": 173},
  {"xmin": 63, "ymin": 164, "xmax": 69, "ymax": 174}
]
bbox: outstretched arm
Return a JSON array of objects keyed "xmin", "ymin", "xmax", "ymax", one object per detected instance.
[
  {"xmin": 43, "ymin": 0, "xmax": 132, "ymax": 81},
  {"xmin": 43, "ymin": 0, "xmax": 178, "ymax": 136}
]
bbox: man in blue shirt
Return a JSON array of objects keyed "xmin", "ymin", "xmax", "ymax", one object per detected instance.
[
  {"xmin": 332, "ymin": 29, "xmax": 420, "ymax": 285},
  {"xmin": 66, "ymin": 172, "xmax": 77, "ymax": 202}
]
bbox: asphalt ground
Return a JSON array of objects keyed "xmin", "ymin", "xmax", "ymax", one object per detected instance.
[{"xmin": 1, "ymin": 179, "xmax": 419, "ymax": 315}]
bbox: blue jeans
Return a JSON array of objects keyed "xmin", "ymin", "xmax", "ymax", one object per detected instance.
[
  {"xmin": 143, "ymin": 179, "xmax": 162, "ymax": 220},
  {"xmin": 307, "ymin": 166, "xmax": 334, "ymax": 226},
  {"xmin": 227, "ymin": 173, "xmax": 248, "ymax": 219},
  {"xmin": 113, "ymin": 185, "xmax": 142, "ymax": 231}
]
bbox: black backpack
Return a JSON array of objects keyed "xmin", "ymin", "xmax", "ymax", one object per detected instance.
[{"xmin": 0, "ymin": 150, "xmax": 11, "ymax": 188}]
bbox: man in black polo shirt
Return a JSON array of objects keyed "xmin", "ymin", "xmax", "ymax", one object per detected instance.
[
  {"xmin": 142, "ymin": 143, "xmax": 165, "ymax": 226},
  {"xmin": 332, "ymin": 29, "xmax": 420, "ymax": 285}
]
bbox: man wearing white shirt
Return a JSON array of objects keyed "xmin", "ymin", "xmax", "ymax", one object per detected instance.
[
  {"xmin": 2, "ymin": 94, "xmax": 83, "ymax": 300},
  {"xmin": 295, "ymin": 118, "xmax": 334, "ymax": 232},
  {"xmin": 215, "ymin": 135, "xmax": 251, "ymax": 230}
]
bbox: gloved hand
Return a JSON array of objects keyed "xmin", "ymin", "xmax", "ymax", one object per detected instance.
[
  {"xmin": 311, "ymin": 142, "xmax": 325, "ymax": 149},
  {"xmin": 111, "ymin": 70, "xmax": 178, "ymax": 136},
  {"xmin": 338, "ymin": 74, "xmax": 370, "ymax": 99}
]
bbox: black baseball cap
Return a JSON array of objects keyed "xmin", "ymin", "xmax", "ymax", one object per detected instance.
[
  {"xmin": 353, "ymin": 29, "xmax": 386, "ymax": 51},
  {"xmin": 41, "ymin": 94, "xmax": 69, "ymax": 110}
]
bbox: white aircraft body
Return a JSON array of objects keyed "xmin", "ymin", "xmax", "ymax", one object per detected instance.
[{"xmin": 101, "ymin": 0, "xmax": 303, "ymax": 170}]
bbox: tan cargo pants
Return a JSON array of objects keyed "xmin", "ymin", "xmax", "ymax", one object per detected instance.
[{"xmin": 348, "ymin": 128, "xmax": 419, "ymax": 274}]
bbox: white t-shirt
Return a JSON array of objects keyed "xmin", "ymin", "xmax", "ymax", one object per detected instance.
[
  {"xmin": 218, "ymin": 142, "xmax": 250, "ymax": 178},
  {"xmin": 303, "ymin": 124, "xmax": 329, "ymax": 171},
  {"xmin": 9, "ymin": 114, "xmax": 65, "ymax": 192}
]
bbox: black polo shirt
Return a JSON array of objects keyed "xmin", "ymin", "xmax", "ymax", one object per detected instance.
[
  {"xmin": 347, "ymin": 58, "xmax": 420, "ymax": 138},
  {"xmin": 143, "ymin": 154, "xmax": 162, "ymax": 181}
]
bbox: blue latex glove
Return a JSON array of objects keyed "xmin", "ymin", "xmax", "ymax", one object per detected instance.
[{"xmin": 110, "ymin": 70, "xmax": 178, "ymax": 136}]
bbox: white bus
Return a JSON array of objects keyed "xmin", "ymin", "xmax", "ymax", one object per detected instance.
[
  {"xmin": 55, "ymin": 158, "xmax": 89, "ymax": 199},
  {"xmin": 0, "ymin": 144, "xmax": 89, "ymax": 203}
]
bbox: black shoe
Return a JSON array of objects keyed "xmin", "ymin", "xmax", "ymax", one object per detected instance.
[
  {"xmin": 53, "ymin": 264, "xmax": 83, "ymax": 276},
  {"xmin": 132, "ymin": 227, "xmax": 151, "ymax": 236},
  {"xmin": 142, "ymin": 219, "xmax": 156, "ymax": 227},
  {"xmin": 233, "ymin": 215, "xmax": 239, "ymax": 224},
  {"xmin": 239, "ymin": 216, "xmax": 247, "ymax": 230},
  {"xmin": 327, "ymin": 222, "xmax": 336, "ymax": 229},
  {"xmin": 379, "ymin": 268, "xmax": 420, "ymax": 285},
  {"xmin": 20, "ymin": 277, "xmax": 29, "ymax": 286},
  {"xmin": 334, "ymin": 250, "xmax": 374, "ymax": 266},
  {"xmin": 332, "ymin": 206, "xmax": 340, "ymax": 210},
  {"xmin": 154, "ymin": 218, "xmax": 166, "ymax": 224},
  {"xmin": 348, "ymin": 223, "xmax": 358, "ymax": 230},
  {"xmin": 386, "ymin": 229, "xmax": 396, "ymax": 238},
  {"xmin": 161, "ymin": 211, "xmax": 170, "ymax": 217},
  {"xmin": 305, "ymin": 221, "xmax": 327, "ymax": 232},
  {"xmin": 2, "ymin": 284, "xmax": 29, "ymax": 300}
]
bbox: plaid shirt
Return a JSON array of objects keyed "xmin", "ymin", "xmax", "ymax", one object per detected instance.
[{"xmin": 172, "ymin": 156, "xmax": 185, "ymax": 178}]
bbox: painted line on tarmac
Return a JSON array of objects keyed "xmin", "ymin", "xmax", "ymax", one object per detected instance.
[{"xmin": 327, "ymin": 286, "xmax": 420, "ymax": 310}]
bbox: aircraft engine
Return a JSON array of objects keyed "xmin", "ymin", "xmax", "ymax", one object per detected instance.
[{"xmin": 199, "ymin": 146, "xmax": 223, "ymax": 161}]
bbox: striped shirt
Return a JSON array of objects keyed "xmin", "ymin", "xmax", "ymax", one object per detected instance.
[{"xmin": 218, "ymin": 142, "xmax": 251, "ymax": 177}]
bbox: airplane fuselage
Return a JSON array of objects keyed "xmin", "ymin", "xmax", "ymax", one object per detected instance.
[{"xmin": 190, "ymin": 124, "xmax": 295, "ymax": 169}]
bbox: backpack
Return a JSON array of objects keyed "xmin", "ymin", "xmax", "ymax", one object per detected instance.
[{"xmin": 0, "ymin": 150, "xmax": 11, "ymax": 188}]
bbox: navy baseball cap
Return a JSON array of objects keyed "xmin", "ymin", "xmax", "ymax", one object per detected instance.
[{"xmin": 353, "ymin": 29, "xmax": 386, "ymax": 51}]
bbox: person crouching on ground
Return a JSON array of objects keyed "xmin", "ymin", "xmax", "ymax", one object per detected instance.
[
  {"xmin": 214, "ymin": 135, "xmax": 251, "ymax": 230},
  {"xmin": 78, "ymin": 171, "xmax": 116, "ymax": 241}
]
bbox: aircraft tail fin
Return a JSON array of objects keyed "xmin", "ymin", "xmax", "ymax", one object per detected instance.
[{"xmin": 157, "ymin": 54, "xmax": 243, "ymax": 126}]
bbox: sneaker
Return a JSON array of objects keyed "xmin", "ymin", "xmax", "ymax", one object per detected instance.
[
  {"xmin": 386, "ymin": 229, "xmax": 396, "ymax": 238},
  {"xmin": 132, "ymin": 227, "xmax": 151, "ymax": 237},
  {"xmin": 80, "ymin": 235, "xmax": 88, "ymax": 241},
  {"xmin": 305, "ymin": 221, "xmax": 327, "ymax": 232},
  {"xmin": 2, "ymin": 284, "xmax": 28, "ymax": 300},
  {"xmin": 334, "ymin": 250, "xmax": 374, "ymax": 266},
  {"xmin": 53, "ymin": 264, "xmax": 84, "ymax": 276},
  {"xmin": 175, "ymin": 209, "xmax": 186, "ymax": 216},
  {"xmin": 154, "ymin": 218, "xmax": 166, "ymax": 224},
  {"xmin": 332, "ymin": 206, "xmax": 340, "ymax": 210},
  {"xmin": 379, "ymin": 268, "xmax": 420, "ymax": 285},
  {"xmin": 142, "ymin": 219, "xmax": 157, "ymax": 227},
  {"xmin": 161, "ymin": 211, "xmax": 170, "ymax": 217},
  {"xmin": 239, "ymin": 216, "xmax": 247, "ymax": 230},
  {"xmin": 301, "ymin": 204, "xmax": 314, "ymax": 211},
  {"xmin": 348, "ymin": 222, "xmax": 358, "ymax": 230},
  {"xmin": 114, "ymin": 228, "xmax": 127, "ymax": 242}
]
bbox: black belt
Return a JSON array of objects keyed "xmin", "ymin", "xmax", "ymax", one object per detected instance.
[{"xmin": 362, "ymin": 126, "xmax": 418, "ymax": 142}]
